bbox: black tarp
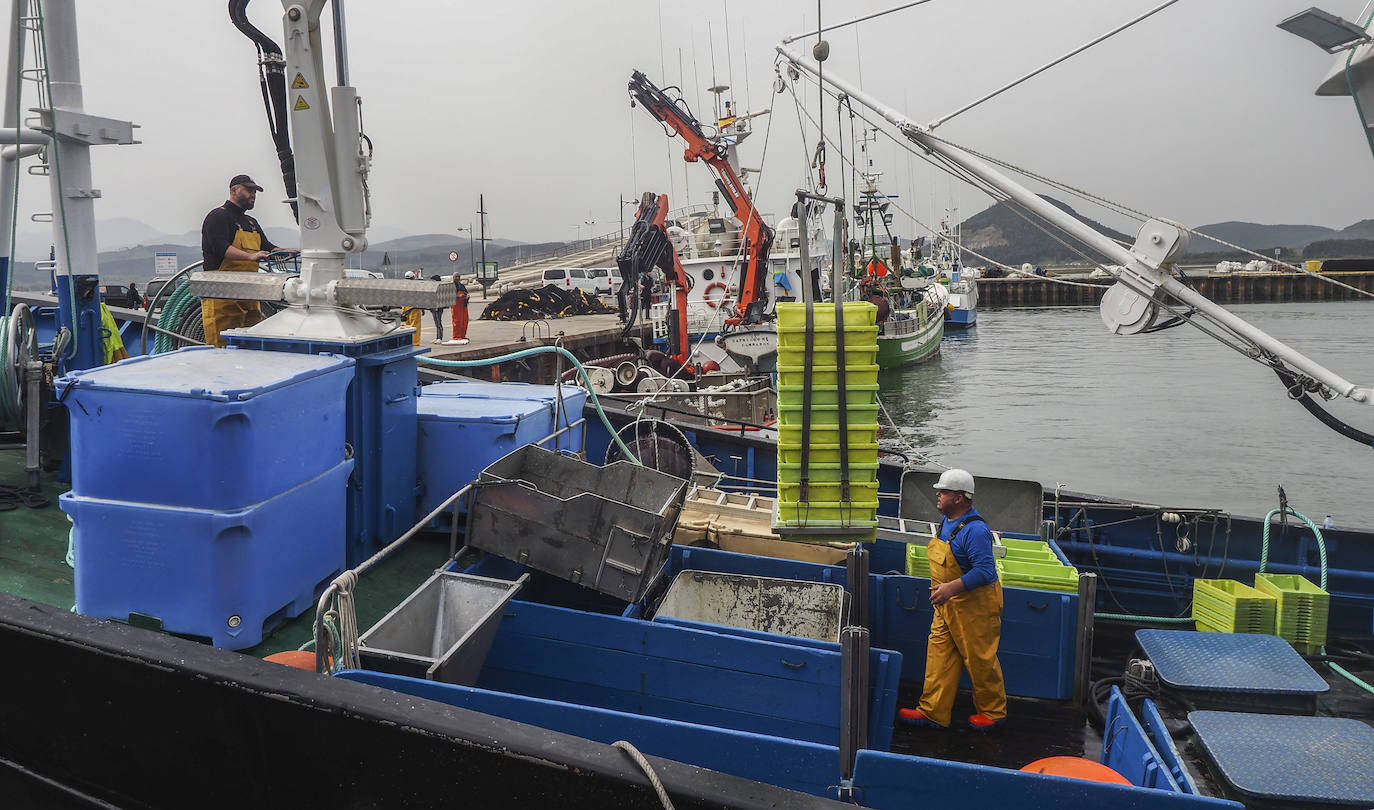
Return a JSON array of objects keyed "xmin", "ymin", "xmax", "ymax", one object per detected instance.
[{"xmin": 479, "ymin": 284, "xmax": 617, "ymax": 321}]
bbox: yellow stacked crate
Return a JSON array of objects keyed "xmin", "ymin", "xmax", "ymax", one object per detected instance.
[{"xmin": 774, "ymin": 302, "xmax": 880, "ymax": 543}]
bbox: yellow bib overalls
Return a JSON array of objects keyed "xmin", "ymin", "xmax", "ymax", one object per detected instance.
[
  {"xmin": 201, "ymin": 224, "xmax": 264, "ymax": 348},
  {"xmin": 916, "ymin": 526, "xmax": 1007, "ymax": 727}
]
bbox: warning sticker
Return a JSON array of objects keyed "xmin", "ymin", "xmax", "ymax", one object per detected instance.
[
  {"xmin": 294, "ymin": 96, "xmax": 310, "ymax": 110},
  {"xmin": 291, "ymin": 73, "xmax": 308, "ymax": 89}
]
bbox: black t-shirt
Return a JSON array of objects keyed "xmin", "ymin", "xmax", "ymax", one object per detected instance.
[{"xmin": 201, "ymin": 200, "xmax": 277, "ymax": 270}]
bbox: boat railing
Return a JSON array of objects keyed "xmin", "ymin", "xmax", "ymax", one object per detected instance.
[{"xmin": 311, "ymin": 418, "xmax": 587, "ymax": 674}]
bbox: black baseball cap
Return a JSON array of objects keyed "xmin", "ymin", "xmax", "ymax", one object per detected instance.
[{"xmin": 229, "ymin": 174, "xmax": 264, "ymax": 192}]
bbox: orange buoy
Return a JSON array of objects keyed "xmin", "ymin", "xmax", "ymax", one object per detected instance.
[
  {"xmin": 264, "ymin": 650, "xmax": 327, "ymax": 671},
  {"xmin": 1019, "ymin": 756, "xmax": 1131, "ymax": 785}
]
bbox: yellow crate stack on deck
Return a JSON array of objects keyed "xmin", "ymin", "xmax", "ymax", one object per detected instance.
[
  {"xmin": 774, "ymin": 302, "xmax": 880, "ymax": 543},
  {"xmin": 1254, "ymin": 573, "xmax": 1330, "ymax": 654},
  {"xmin": 1192, "ymin": 579, "xmax": 1277, "ymax": 634}
]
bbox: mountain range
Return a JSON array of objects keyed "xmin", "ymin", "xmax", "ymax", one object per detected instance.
[
  {"xmin": 958, "ymin": 197, "xmax": 1374, "ymax": 266},
  {"xmin": 8, "ymin": 223, "xmax": 543, "ymax": 290},
  {"xmin": 12, "ymin": 204, "xmax": 1374, "ymax": 289}
]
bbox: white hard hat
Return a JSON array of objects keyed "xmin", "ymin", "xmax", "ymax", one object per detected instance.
[
  {"xmin": 932, "ymin": 469, "xmax": 975, "ymax": 497},
  {"xmin": 404, "ymin": 270, "xmax": 417, "ymax": 279}
]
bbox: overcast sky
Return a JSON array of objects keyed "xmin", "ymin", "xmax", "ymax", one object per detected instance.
[{"xmin": 9, "ymin": 0, "xmax": 1374, "ymax": 249}]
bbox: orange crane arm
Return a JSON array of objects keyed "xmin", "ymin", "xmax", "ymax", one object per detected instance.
[{"xmin": 628, "ymin": 70, "xmax": 774, "ymax": 325}]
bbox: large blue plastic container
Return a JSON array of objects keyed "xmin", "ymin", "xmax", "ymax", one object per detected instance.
[
  {"xmin": 416, "ymin": 380, "xmax": 588, "ymax": 518},
  {"xmin": 55, "ymin": 346, "xmax": 353, "ymax": 509},
  {"xmin": 61, "ymin": 459, "xmax": 352, "ymax": 650}
]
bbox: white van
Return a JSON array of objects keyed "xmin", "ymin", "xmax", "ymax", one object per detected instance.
[
  {"xmin": 585, "ymin": 267, "xmax": 614, "ymax": 295},
  {"xmin": 541, "ymin": 267, "xmax": 602, "ymax": 295}
]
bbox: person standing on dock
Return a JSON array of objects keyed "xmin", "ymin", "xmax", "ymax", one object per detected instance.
[
  {"xmin": 639, "ymin": 268, "xmax": 653, "ymax": 318},
  {"xmin": 427, "ymin": 273, "xmax": 445, "ymax": 343},
  {"xmin": 899, "ymin": 469, "xmax": 1007, "ymax": 731},
  {"xmin": 445, "ymin": 272, "xmax": 470, "ymax": 345},
  {"xmin": 200, "ymin": 175, "xmax": 280, "ymax": 347}
]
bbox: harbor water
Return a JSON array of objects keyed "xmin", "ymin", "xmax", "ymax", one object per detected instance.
[{"xmin": 878, "ymin": 302, "xmax": 1374, "ymax": 529}]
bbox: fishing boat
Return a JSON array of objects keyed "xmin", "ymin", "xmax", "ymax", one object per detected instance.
[
  {"xmin": 4, "ymin": 3, "xmax": 1374, "ymax": 809},
  {"xmin": 922, "ymin": 214, "xmax": 979, "ymax": 330},
  {"xmin": 850, "ymin": 172, "xmax": 946, "ymax": 368}
]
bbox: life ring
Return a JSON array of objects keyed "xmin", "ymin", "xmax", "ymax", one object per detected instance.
[{"xmin": 703, "ymin": 281, "xmax": 730, "ymax": 309}]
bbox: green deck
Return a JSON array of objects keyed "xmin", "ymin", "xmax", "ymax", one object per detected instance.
[{"xmin": 0, "ymin": 446, "xmax": 451, "ymax": 659}]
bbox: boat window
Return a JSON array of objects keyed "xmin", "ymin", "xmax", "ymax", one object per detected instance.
[{"xmin": 708, "ymin": 218, "xmax": 727, "ymax": 233}]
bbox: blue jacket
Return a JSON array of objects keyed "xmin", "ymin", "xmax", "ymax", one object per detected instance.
[{"xmin": 938, "ymin": 507, "xmax": 997, "ymax": 591}]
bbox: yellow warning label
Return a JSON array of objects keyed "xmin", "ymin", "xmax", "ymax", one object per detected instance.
[
  {"xmin": 294, "ymin": 96, "xmax": 310, "ymax": 110},
  {"xmin": 291, "ymin": 73, "xmax": 309, "ymax": 89}
]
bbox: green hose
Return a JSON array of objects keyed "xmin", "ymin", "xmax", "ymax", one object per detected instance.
[
  {"xmin": 1093, "ymin": 613, "xmax": 1193, "ymax": 624},
  {"xmin": 1261, "ymin": 506, "xmax": 1374, "ymax": 694},
  {"xmin": 417, "ymin": 346, "xmax": 640, "ymax": 465},
  {"xmin": 152, "ymin": 279, "xmax": 199, "ymax": 354}
]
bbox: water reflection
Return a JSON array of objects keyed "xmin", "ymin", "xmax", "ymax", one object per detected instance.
[{"xmin": 871, "ymin": 303, "xmax": 1374, "ymax": 527}]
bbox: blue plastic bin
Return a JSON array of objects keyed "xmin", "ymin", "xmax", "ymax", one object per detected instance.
[
  {"xmin": 56, "ymin": 346, "xmax": 353, "ymax": 509},
  {"xmin": 61, "ymin": 459, "xmax": 352, "ymax": 650},
  {"xmin": 416, "ymin": 380, "xmax": 587, "ymax": 518}
]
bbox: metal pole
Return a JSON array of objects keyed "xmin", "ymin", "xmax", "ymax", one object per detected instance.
[
  {"xmin": 331, "ymin": 0, "xmax": 350, "ymax": 86},
  {"xmin": 795, "ymin": 193, "xmax": 811, "ymax": 305},
  {"xmin": 1073, "ymin": 572, "xmax": 1098, "ymax": 707}
]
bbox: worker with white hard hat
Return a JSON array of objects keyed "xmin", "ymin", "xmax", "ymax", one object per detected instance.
[{"xmin": 899, "ymin": 468, "xmax": 1006, "ymax": 731}]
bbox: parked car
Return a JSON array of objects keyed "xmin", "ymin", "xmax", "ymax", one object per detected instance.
[
  {"xmin": 540, "ymin": 266, "xmax": 601, "ymax": 296},
  {"xmin": 585, "ymin": 267, "xmax": 614, "ymax": 295}
]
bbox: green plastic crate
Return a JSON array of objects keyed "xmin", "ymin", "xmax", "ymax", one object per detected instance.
[
  {"xmin": 777, "ymin": 481, "xmax": 879, "ymax": 506},
  {"xmin": 775, "ymin": 499, "xmax": 878, "ymax": 525},
  {"xmin": 778, "ymin": 422, "xmax": 880, "ymax": 447},
  {"xmin": 777, "ymin": 345, "xmax": 879, "ymax": 367},
  {"xmin": 778, "ymin": 442, "xmax": 879, "ymax": 466},
  {"xmin": 775, "ymin": 301, "xmax": 877, "ymax": 329},
  {"xmin": 997, "ymin": 558, "xmax": 1080, "ymax": 593},
  {"xmin": 1254, "ymin": 573, "xmax": 1329, "ymax": 647},
  {"xmin": 1192, "ymin": 579, "xmax": 1277, "ymax": 634},
  {"xmin": 777, "ymin": 462, "xmax": 879, "ymax": 484},
  {"xmin": 777, "ymin": 364, "xmax": 880, "ymax": 387},
  {"xmin": 777, "ymin": 326, "xmax": 880, "ymax": 348},
  {"xmin": 906, "ymin": 541, "xmax": 930, "ymax": 577},
  {"xmin": 777, "ymin": 404, "xmax": 880, "ymax": 426},
  {"xmin": 777, "ymin": 384, "xmax": 879, "ymax": 409}
]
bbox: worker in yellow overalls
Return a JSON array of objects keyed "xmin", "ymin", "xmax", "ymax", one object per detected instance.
[
  {"xmin": 898, "ymin": 469, "xmax": 1007, "ymax": 731},
  {"xmin": 200, "ymin": 174, "xmax": 280, "ymax": 347}
]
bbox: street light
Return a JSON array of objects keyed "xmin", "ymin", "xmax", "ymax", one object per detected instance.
[
  {"xmin": 1278, "ymin": 8, "xmax": 1371, "ymax": 52},
  {"xmin": 620, "ymin": 194, "xmax": 640, "ymax": 243},
  {"xmin": 455, "ymin": 224, "xmax": 475, "ymax": 275},
  {"xmin": 584, "ymin": 218, "xmax": 596, "ymax": 251}
]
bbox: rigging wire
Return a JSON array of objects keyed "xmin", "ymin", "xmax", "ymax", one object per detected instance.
[
  {"xmin": 928, "ymin": 0, "xmax": 1185, "ymax": 130},
  {"xmin": 782, "ymin": 0, "xmax": 939, "ymax": 44},
  {"xmin": 786, "ymin": 61, "xmax": 1370, "ymax": 375},
  {"xmin": 783, "ymin": 69, "xmax": 1286, "ymax": 368}
]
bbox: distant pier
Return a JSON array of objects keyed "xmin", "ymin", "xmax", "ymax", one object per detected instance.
[{"xmin": 979, "ymin": 270, "xmax": 1374, "ymax": 308}]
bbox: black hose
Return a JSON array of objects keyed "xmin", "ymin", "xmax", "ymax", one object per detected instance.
[
  {"xmin": 228, "ymin": 0, "xmax": 298, "ymax": 222},
  {"xmin": 1272, "ymin": 365, "xmax": 1374, "ymax": 448}
]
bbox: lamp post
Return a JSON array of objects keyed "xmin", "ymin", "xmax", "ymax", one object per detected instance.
[
  {"xmin": 584, "ymin": 218, "xmax": 596, "ymax": 251},
  {"xmin": 620, "ymin": 194, "xmax": 639, "ymax": 244},
  {"xmin": 455, "ymin": 225, "xmax": 474, "ymax": 275}
]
